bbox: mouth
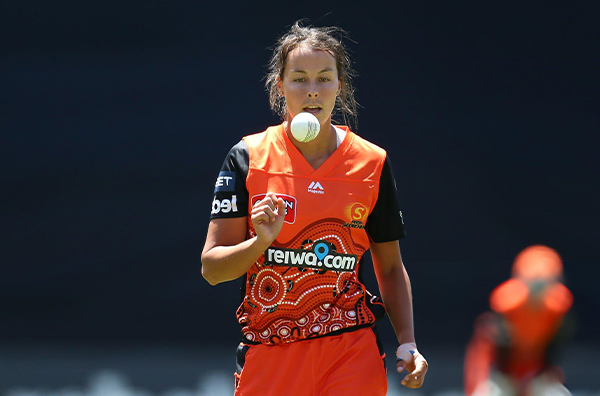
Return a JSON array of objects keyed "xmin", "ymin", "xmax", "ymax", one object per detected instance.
[{"xmin": 302, "ymin": 105, "xmax": 322, "ymax": 115}]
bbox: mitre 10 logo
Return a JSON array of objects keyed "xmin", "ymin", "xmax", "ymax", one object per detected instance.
[
  {"xmin": 251, "ymin": 193, "xmax": 297, "ymax": 224},
  {"xmin": 264, "ymin": 241, "xmax": 357, "ymax": 272}
]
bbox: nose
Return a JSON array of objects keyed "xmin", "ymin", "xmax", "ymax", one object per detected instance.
[{"xmin": 307, "ymin": 84, "xmax": 319, "ymax": 98}]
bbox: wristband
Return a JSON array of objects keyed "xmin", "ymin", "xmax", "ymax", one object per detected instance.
[{"xmin": 396, "ymin": 342, "xmax": 417, "ymax": 362}]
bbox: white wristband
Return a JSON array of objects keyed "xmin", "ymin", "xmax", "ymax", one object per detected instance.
[{"xmin": 396, "ymin": 342, "xmax": 417, "ymax": 362}]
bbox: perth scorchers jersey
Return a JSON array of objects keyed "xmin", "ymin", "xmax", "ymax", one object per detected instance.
[{"xmin": 210, "ymin": 124, "xmax": 406, "ymax": 345}]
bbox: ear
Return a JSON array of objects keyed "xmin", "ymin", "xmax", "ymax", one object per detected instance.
[{"xmin": 277, "ymin": 76, "xmax": 284, "ymax": 97}]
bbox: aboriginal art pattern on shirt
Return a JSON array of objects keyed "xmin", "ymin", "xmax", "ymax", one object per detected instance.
[{"xmin": 237, "ymin": 217, "xmax": 383, "ymax": 345}]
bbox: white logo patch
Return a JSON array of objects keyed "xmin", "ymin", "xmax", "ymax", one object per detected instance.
[
  {"xmin": 308, "ymin": 181, "xmax": 324, "ymax": 194},
  {"xmin": 212, "ymin": 195, "xmax": 238, "ymax": 214},
  {"xmin": 264, "ymin": 242, "xmax": 357, "ymax": 272}
]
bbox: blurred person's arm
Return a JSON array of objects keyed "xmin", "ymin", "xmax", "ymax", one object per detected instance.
[
  {"xmin": 542, "ymin": 284, "xmax": 575, "ymax": 384},
  {"xmin": 464, "ymin": 312, "xmax": 499, "ymax": 395}
]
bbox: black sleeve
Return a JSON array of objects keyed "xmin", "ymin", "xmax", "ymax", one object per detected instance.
[
  {"xmin": 365, "ymin": 155, "xmax": 407, "ymax": 242},
  {"xmin": 209, "ymin": 140, "xmax": 249, "ymax": 219}
]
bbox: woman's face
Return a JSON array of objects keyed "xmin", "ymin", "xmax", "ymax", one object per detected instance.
[{"xmin": 278, "ymin": 46, "xmax": 341, "ymax": 128}]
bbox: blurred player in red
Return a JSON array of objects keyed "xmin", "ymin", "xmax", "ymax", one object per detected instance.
[{"xmin": 464, "ymin": 245, "xmax": 574, "ymax": 396}]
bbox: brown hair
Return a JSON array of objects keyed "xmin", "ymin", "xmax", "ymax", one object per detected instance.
[{"xmin": 265, "ymin": 21, "xmax": 359, "ymax": 129}]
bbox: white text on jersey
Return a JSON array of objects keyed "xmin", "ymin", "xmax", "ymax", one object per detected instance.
[
  {"xmin": 265, "ymin": 246, "xmax": 356, "ymax": 272},
  {"xmin": 212, "ymin": 195, "xmax": 238, "ymax": 214},
  {"xmin": 215, "ymin": 176, "xmax": 233, "ymax": 188}
]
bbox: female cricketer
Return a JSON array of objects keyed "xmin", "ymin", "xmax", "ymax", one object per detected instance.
[{"xmin": 201, "ymin": 21, "xmax": 428, "ymax": 395}]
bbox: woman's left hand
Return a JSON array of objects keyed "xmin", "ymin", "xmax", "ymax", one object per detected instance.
[{"xmin": 398, "ymin": 349, "xmax": 428, "ymax": 389}]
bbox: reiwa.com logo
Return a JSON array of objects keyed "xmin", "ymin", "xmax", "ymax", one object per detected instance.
[{"xmin": 264, "ymin": 241, "xmax": 357, "ymax": 272}]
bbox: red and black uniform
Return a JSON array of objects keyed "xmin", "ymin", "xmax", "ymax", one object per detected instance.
[
  {"xmin": 210, "ymin": 124, "xmax": 406, "ymax": 395},
  {"xmin": 464, "ymin": 279, "xmax": 573, "ymax": 396}
]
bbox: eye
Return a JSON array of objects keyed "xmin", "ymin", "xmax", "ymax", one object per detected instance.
[
  {"xmin": 293, "ymin": 78, "xmax": 306, "ymax": 82},
  {"xmin": 319, "ymin": 77, "xmax": 331, "ymax": 82}
]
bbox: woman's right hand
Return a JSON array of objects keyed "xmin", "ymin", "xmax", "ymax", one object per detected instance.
[{"xmin": 251, "ymin": 192, "xmax": 286, "ymax": 245}]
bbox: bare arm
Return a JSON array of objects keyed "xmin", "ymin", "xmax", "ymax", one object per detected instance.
[
  {"xmin": 370, "ymin": 240, "xmax": 428, "ymax": 388},
  {"xmin": 201, "ymin": 193, "xmax": 285, "ymax": 285}
]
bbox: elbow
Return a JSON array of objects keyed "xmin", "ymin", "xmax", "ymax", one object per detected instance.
[
  {"xmin": 201, "ymin": 255, "xmax": 220, "ymax": 286},
  {"xmin": 201, "ymin": 265, "xmax": 220, "ymax": 286}
]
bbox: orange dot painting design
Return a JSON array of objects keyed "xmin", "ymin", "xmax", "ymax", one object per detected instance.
[
  {"xmin": 238, "ymin": 218, "xmax": 380, "ymax": 345},
  {"xmin": 252, "ymin": 269, "xmax": 287, "ymax": 309}
]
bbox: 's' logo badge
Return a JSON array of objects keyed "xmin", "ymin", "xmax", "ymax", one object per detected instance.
[{"xmin": 343, "ymin": 202, "xmax": 368, "ymax": 229}]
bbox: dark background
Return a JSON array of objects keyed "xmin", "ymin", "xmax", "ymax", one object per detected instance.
[{"xmin": 2, "ymin": 0, "xmax": 599, "ymax": 384}]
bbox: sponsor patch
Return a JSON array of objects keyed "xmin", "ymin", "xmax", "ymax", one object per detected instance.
[
  {"xmin": 214, "ymin": 171, "xmax": 236, "ymax": 192},
  {"xmin": 251, "ymin": 193, "xmax": 297, "ymax": 224},
  {"xmin": 212, "ymin": 195, "xmax": 238, "ymax": 215},
  {"xmin": 343, "ymin": 202, "xmax": 368, "ymax": 229},
  {"xmin": 264, "ymin": 241, "xmax": 357, "ymax": 272},
  {"xmin": 308, "ymin": 181, "xmax": 324, "ymax": 194}
]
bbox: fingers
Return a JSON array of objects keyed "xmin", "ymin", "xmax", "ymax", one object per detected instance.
[
  {"xmin": 275, "ymin": 197, "xmax": 286, "ymax": 216},
  {"xmin": 395, "ymin": 342, "xmax": 416, "ymax": 374},
  {"xmin": 400, "ymin": 351, "xmax": 428, "ymax": 389},
  {"xmin": 250, "ymin": 193, "xmax": 286, "ymax": 245},
  {"xmin": 396, "ymin": 357, "xmax": 413, "ymax": 375},
  {"xmin": 252, "ymin": 201, "xmax": 277, "ymax": 223},
  {"xmin": 401, "ymin": 373, "xmax": 423, "ymax": 389},
  {"xmin": 252, "ymin": 193, "xmax": 285, "ymax": 223},
  {"xmin": 396, "ymin": 361, "xmax": 406, "ymax": 373}
]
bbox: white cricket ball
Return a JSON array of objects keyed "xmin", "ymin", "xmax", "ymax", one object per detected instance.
[{"xmin": 290, "ymin": 112, "xmax": 320, "ymax": 142}]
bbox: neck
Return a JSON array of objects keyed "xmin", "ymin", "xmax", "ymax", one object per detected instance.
[{"xmin": 284, "ymin": 121, "xmax": 338, "ymax": 170}]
